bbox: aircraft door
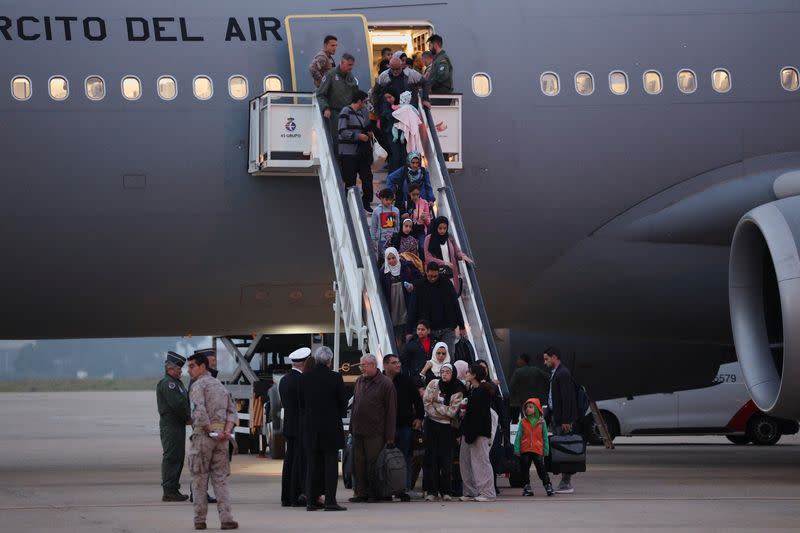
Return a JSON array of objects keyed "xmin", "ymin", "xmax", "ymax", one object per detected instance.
[{"xmin": 285, "ymin": 14, "xmax": 373, "ymax": 93}]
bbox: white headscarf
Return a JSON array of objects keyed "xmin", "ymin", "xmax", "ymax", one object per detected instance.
[
  {"xmin": 429, "ymin": 342, "xmax": 451, "ymax": 377},
  {"xmin": 399, "ymin": 90, "xmax": 412, "ymax": 105},
  {"xmin": 383, "ymin": 247, "xmax": 401, "ymax": 276}
]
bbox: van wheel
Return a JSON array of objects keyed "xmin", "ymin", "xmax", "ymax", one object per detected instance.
[
  {"xmin": 726, "ymin": 435, "xmax": 751, "ymax": 445},
  {"xmin": 584, "ymin": 411, "xmax": 618, "ymax": 446},
  {"xmin": 747, "ymin": 414, "xmax": 781, "ymax": 446}
]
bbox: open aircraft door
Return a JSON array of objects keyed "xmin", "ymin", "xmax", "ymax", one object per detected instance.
[{"xmin": 285, "ymin": 14, "xmax": 374, "ymax": 93}]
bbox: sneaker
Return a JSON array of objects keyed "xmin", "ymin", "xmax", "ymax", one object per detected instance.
[
  {"xmin": 441, "ymin": 494, "xmax": 452, "ymax": 501},
  {"xmin": 424, "ymin": 494, "xmax": 438, "ymax": 502},
  {"xmin": 555, "ymin": 483, "xmax": 574, "ymax": 494},
  {"xmin": 545, "ymin": 483, "xmax": 555, "ymax": 497},
  {"xmin": 396, "ymin": 492, "xmax": 411, "ymax": 502},
  {"xmin": 474, "ymin": 496, "xmax": 495, "ymax": 502},
  {"xmin": 522, "ymin": 484, "xmax": 533, "ymax": 497},
  {"xmin": 407, "ymin": 491, "xmax": 423, "ymax": 499},
  {"xmin": 459, "ymin": 495, "xmax": 474, "ymax": 502}
]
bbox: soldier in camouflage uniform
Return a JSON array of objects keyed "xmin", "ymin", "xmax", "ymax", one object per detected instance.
[
  {"xmin": 309, "ymin": 34, "xmax": 337, "ymax": 88},
  {"xmin": 187, "ymin": 352, "xmax": 239, "ymax": 530},
  {"xmin": 157, "ymin": 351, "xmax": 190, "ymax": 502}
]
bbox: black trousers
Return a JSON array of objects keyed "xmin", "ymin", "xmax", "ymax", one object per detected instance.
[
  {"xmin": 281, "ymin": 436, "xmax": 305, "ymax": 505},
  {"xmin": 519, "ymin": 452, "xmax": 551, "ymax": 487},
  {"xmin": 339, "ymin": 153, "xmax": 373, "ymax": 207},
  {"xmin": 423, "ymin": 421, "xmax": 455, "ymax": 496},
  {"xmin": 306, "ymin": 449, "xmax": 339, "ymax": 506}
]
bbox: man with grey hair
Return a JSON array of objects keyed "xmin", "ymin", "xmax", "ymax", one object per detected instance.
[
  {"xmin": 156, "ymin": 351, "xmax": 190, "ymax": 501},
  {"xmin": 349, "ymin": 353, "xmax": 397, "ymax": 502},
  {"xmin": 299, "ymin": 345, "xmax": 348, "ymax": 511}
]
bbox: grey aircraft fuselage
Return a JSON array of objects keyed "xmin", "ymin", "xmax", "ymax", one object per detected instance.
[{"xmin": 2, "ymin": 1, "xmax": 799, "ymax": 397}]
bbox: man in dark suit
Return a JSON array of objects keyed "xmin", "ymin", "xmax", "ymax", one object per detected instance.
[
  {"xmin": 544, "ymin": 346, "xmax": 579, "ymax": 494},
  {"xmin": 299, "ymin": 346, "xmax": 348, "ymax": 511},
  {"xmin": 279, "ymin": 347, "xmax": 310, "ymax": 507}
]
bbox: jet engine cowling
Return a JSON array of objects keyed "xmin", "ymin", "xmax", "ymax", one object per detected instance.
[{"xmin": 729, "ymin": 196, "xmax": 800, "ymax": 419}]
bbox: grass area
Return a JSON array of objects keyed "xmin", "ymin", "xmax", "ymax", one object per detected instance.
[{"xmin": 0, "ymin": 377, "xmax": 160, "ymax": 392}]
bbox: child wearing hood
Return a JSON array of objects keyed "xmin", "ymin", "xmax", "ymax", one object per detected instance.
[
  {"xmin": 381, "ymin": 247, "xmax": 421, "ymax": 349},
  {"xmin": 419, "ymin": 341, "xmax": 451, "ymax": 384},
  {"xmin": 514, "ymin": 397, "xmax": 554, "ymax": 497}
]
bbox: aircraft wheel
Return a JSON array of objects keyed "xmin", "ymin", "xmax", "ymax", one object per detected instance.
[
  {"xmin": 726, "ymin": 435, "xmax": 751, "ymax": 445},
  {"xmin": 747, "ymin": 414, "xmax": 781, "ymax": 446}
]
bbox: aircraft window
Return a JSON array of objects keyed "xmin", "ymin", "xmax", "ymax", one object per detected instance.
[
  {"xmin": 609, "ymin": 71, "xmax": 628, "ymax": 95},
  {"xmin": 85, "ymin": 76, "xmax": 105, "ymax": 101},
  {"xmin": 193, "ymin": 76, "xmax": 213, "ymax": 100},
  {"xmin": 643, "ymin": 70, "xmax": 663, "ymax": 94},
  {"xmin": 264, "ymin": 75, "xmax": 283, "ymax": 92},
  {"xmin": 540, "ymin": 72, "xmax": 560, "ymax": 96},
  {"xmin": 122, "ymin": 76, "xmax": 142, "ymax": 100},
  {"xmin": 781, "ymin": 67, "xmax": 800, "ymax": 91},
  {"xmin": 677, "ymin": 69, "xmax": 697, "ymax": 94},
  {"xmin": 229, "ymin": 76, "xmax": 249, "ymax": 100},
  {"xmin": 575, "ymin": 71, "xmax": 594, "ymax": 95},
  {"xmin": 712, "ymin": 69, "xmax": 731, "ymax": 93},
  {"xmin": 49, "ymin": 76, "xmax": 69, "ymax": 101},
  {"xmin": 157, "ymin": 76, "xmax": 177, "ymax": 100},
  {"xmin": 471, "ymin": 73, "xmax": 492, "ymax": 97},
  {"xmin": 11, "ymin": 76, "xmax": 32, "ymax": 101}
]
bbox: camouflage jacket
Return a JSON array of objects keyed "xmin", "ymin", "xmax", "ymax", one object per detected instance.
[
  {"xmin": 309, "ymin": 49, "xmax": 335, "ymax": 88},
  {"xmin": 190, "ymin": 371, "xmax": 237, "ymax": 433}
]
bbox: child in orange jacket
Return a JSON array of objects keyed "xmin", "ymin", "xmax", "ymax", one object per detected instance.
[{"xmin": 513, "ymin": 397, "xmax": 554, "ymax": 497}]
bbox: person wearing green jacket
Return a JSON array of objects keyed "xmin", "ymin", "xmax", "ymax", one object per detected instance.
[
  {"xmin": 316, "ymin": 53, "xmax": 360, "ymax": 152},
  {"xmin": 513, "ymin": 397, "xmax": 554, "ymax": 497},
  {"xmin": 156, "ymin": 351, "xmax": 191, "ymax": 501},
  {"xmin": 426, "ymin": 34, "xmax": 453, "ymax": 96}
]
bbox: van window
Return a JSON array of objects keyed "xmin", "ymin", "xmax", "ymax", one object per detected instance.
[
  {"xmin": 540, "ymin": 72, "xmax": 560, "ymax": 96},
  {"xmin": 609, "ymin": 71, "xmax": 628, "ymax": 95},
  {"xmin": 575, "ymin": 72, "xmax": 594, "ymax": 95},
  {"xmin": 471, "ymin": 73, "xmax": 492, "ymax": 97},
  {"xmin": 85, "ymin": 76, "xmax": 105, "ymax": 101},
  {"xmin": 264, "ymin": 75, "xmax": 283, "ymax": 92},
  {"xmin": 677, "ymin": 69, "xmax": 697, "ymax": 94},
  {"xmin": 193, "ymin": 76, "xmax": 213, "ymax": 100},
  {"xmin": 11, "ymin": 76, "xmax": 32, "ymax": 101},
  {"xmin": 49, "ymin": 76, "xmax": 69, "ymax": 100},
  {"xmin": 229, "ymin": 76, "xmax": 248, "ymax": 100},
  {"xmin": 781, "ymin": 67, "xmax": 799, "ymax": 91},
  {"xmin": 157, "ymin": 76, "xmax": 177, "ymax": 100},
  {"xmin": 643, "ymin": 70, "xmax": 662, "ymax": 94},
  {"xmin": 122, "ymin": 76, "xmax": 142, "ymax": 100},
  {"xmin": 712, "ymin": 69, "xmax": 731, "ymax": 93}
]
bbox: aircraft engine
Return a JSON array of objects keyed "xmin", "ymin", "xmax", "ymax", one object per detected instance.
[{"xmin": 729, "ymin": 196, "xmax": 800, "ymax": 419}]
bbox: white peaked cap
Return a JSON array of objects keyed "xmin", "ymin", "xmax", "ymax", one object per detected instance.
[{"xmin": 289, "ymin": 347, "xmax": 312, "ymax": 362}]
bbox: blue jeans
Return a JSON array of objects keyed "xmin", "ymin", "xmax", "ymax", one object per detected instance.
[{"xmin": 395, "ymin": 425, "xmax": 413, "ymax": 491}]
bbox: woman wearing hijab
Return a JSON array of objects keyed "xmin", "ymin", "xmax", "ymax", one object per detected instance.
[
  {"xmin": 422, "ymin": 363, "xmax": 466, "ymax": 501},
  {"xmin": 453, "ymin": 360, "xmax": 469, "ymax": 384},
  {"xmin": 386, "ymin": 152, "xmax": 435, "ymax": 214},
  {"xmin": 424, "ymin": 216, "xmax": 474, "ymax": 294},
  {"xmin": 386, "ymin": 218, "xmax": 421, "ymax": 258},
  {"xmin": 380, "ymin": 247, "xmax": 422, "ymax": 349},
  {"xmin": 418, "ymin": 341, "xmax": 451, "ymax": 384},
  {"xmin": 459, "ymin": 363, "xmax": 497, "ymax": 502}
]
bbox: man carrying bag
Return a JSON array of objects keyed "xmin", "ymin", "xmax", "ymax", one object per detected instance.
[{"xmin": 543, "ymin": 347, "xmax": 585, "ymax": 494}]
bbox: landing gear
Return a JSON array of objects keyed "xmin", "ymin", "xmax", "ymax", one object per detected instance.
[
  {"xmin": 584, "ymin": 411, "xmax": 618, "ymax": 446},
  {"xmin": 726, "ymin": 435, "xmax": 751, "ymax": 445}
]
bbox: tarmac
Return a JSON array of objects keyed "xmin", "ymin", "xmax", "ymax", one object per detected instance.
[{"xmin": 1, "ymin": 390, "xmax": 799, "ymax": 532}]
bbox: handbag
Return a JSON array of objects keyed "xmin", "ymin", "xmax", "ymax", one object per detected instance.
[{"xmin": 372, "ymin": 137, "xmax": 388, "ymax": 162}]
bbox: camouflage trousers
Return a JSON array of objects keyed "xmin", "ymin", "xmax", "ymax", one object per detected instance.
[{"xmin": 188, "ymin": 434, "xmax": 234, "ymax": 524}]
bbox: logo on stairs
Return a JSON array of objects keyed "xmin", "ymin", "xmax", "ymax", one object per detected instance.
[{"xmin": 285, "ymin": 117, "xmax": 296, "ymax": 132}]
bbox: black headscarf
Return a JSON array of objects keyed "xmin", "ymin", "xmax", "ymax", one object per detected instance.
[
  {"xmin": 427, "ymin": 216, "xmax": 450, "ymax": 258},
  {"xmin": 389, "ymin": 218, "xmax": 414, "ymax": 249},
  {"xmin": 439, "ymin": 364, "xmax": 466, "ymax": 404}
]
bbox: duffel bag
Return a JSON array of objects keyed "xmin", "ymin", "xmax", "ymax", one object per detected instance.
[{"xmin": 547, "ymin": 433, "xmax": 586, "ymax": 474}]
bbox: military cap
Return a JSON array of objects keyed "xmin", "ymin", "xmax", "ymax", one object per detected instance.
[
  {"xmin": 289, "ymin": 347, "xmax": 311, "ymax": 362},
  {"xmin": 193, "ymin": 348, "xmax": 216, "ymax": 358},
  {"xmin": 166, "ymin": 351, "xmax": 186, "ymax": 367}
]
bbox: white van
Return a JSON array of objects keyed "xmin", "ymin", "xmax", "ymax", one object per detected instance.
[{"xmin": 586, "ymin": 362, "xmax": 799, "ymax": 445}]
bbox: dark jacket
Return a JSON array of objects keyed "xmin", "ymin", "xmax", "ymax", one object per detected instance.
[
  {"xmin": 462, "ymin": 385, "xmax": 492, "ymax": 444},
  {"xmin": 550, "ymin": 364, "xmax": 578, "ymax": 426},
  {"xmin": 401, "ymin": 335, "xmax": 434, "ymax": 380},
  {"xmin": 316, "ymin": 66, "xmax": 359, "ymax": 112},
  {"xmin": 509, "ymin": 365, "xmax": 550, "ymax": 408},
  {"xmin": 351, "ymin": 372, "xmax": 397, "ymax": 442},
  {"xmin": 156, "ymin": 373, "xmax": 190, "ymax": 426},
  {"xmin": 337, "ymin": 104, "xmax": 370, "ymax": 157},
  {"xmin": 408, "ymin": 277, "xmax": 464, "ymax": 331},
  {"xmin": 372, "ymin": 67, "xmax": 429, "ymax": 112},
  {"xmin": 386, "ymin": 165, "xmax": 436, "ymax": 207},
  {"xmin": 299, "ymin": 363, "xmax": 348, "ymax": 452},
  {"xmin": 278, "ymin": 369, "xmax": 302, "ymax": 439},
  {"xmin": 391, "ymin": 372, "xmax": 425, "ymax": 428},
  {"xmin": 428, "ymin": 50, "xmax": 453, "ymax": 94}
]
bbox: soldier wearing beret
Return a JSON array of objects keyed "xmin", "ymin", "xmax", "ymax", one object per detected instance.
[{"xmin": 157, "ymin": 351, "xmax": 191, "ymax": 501}]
